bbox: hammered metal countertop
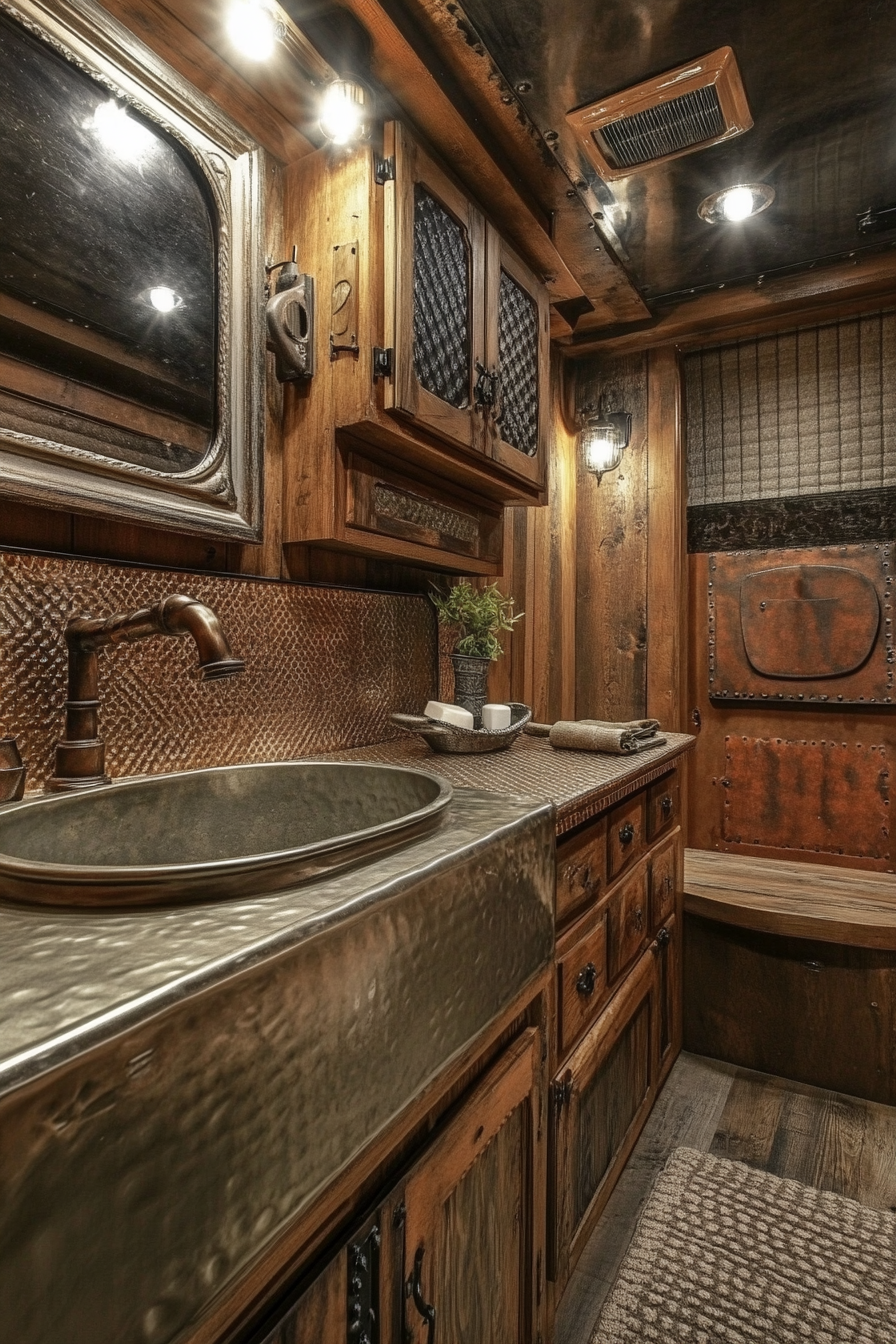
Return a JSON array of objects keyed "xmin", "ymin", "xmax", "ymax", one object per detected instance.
[
  {"xmin": 0, "ymin": 785, "xmax": 555, "ymax": 1344},
  {"xmin": 331, "ymin": 731, "xmax": 695, "ymax": 834}
]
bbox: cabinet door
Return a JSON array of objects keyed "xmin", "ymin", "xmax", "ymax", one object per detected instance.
[
  {"xmin": 252, "ymin": 1213, "xmax": 383, "ymax": 1344},
  {"xmin": 384, "ymin": 121, "xmax": 486, "ymax": 455},
  {"xmin": 400, "ymin": 1029, "xmax": 544, "ymax": 1344},
  {"xmin": 484, "ymin": 230, "xmax": 549, "ymax": 490},
  {"xmin": 550, "ymin": 946, "xmax": 660, "ymax": 1291}
]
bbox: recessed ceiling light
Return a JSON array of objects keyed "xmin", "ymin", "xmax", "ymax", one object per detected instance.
[
  {"xmin": 226, "ymin": 0, "xmax": 280, "ymax": 61},
  {"xmin": 698, "ymin": 182, "xmax": 775, "ymax": 224}
]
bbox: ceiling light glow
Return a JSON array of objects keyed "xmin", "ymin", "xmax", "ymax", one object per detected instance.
[
  {"xmin": 319, "ymin": 79, "xmax": 369, "ymax": 145},
  {"xmin": 698, "ymin": 182, "xmax": 775, "ymax": 225},
  {"xmin": 226, "ymin": 0, "xmax": 279, "ymax": 60}
]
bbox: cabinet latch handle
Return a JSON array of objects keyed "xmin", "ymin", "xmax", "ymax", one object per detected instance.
[
  {"xmin": 575, "ymin": 961, "xmax": 597, "ymax": 996},
  {"xmin": 619, "ymin": 821, "xmax": 635, "ymax": 845},
  {"xmin": 473, "ymin": 360, "xmax": 500, "ymax": 411},
  {"xmin": 407, "ymin": 1245, "xmax": 436, "ymax": 1343},
  {"xmin": 656, "ymin": 926, "xmax": 671, "ymax": 948},
  {"xmin": 661, "ymin": 793, "xmax": 673, "ymax": 815}
]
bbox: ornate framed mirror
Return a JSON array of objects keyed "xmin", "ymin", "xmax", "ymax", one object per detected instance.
[{"xmin": 0, "ymin": 0, "xmax": 264, "ymax": 539}]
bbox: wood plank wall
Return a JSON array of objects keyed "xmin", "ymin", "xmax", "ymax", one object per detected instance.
[{"xmin": 571, "ymin": 349, "xmax": 686, "ymax": 729}]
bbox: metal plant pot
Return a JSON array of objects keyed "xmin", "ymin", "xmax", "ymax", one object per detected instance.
[{"xmin": 451, "ymin": 653, "xmax": 492, "ymax": 727}]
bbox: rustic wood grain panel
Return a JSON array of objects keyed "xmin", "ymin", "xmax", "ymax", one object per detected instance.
[
  {"xmin": 684, "ymin": 849, "xmax": 896, "ymax": 949},
  {"xmin": 646, "ymin": 347, "xmax": 686, "ymax": 731},
  {"xmin": 575, "ymin": 353, "xmax": 648, "ymax": 721},
  {"xmin": 255, "ymin": 1250, "xmax": 345, "ymax": 1344},
  {"xmin": 437, "ymin": 1105, "xmax": 525, "ymax": 1344},
  {"xmin": 684, "ymin": 914, "xmax": 896, "ymax": 1104}
]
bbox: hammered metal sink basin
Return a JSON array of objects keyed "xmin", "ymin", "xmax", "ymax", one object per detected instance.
[{"xmin": 0, "ymin": 761, "xmax": 452, "ymax": 908}]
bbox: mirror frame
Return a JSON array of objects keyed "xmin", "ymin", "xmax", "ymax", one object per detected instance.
[{"xmin": 0, "ymin": 0, "xmax": 265, "ymax": 540}]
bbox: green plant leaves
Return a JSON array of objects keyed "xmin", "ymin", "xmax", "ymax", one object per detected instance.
[{"xmin": 430, "ymin": 580, "xmax": 523, "ymax": 660}]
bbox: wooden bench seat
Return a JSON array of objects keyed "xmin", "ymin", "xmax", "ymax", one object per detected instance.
[{"xmin": 684, "ymin": 849, "xmax": 896, "ymax": 951}]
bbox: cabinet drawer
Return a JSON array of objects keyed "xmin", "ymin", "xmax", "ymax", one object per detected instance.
[
  {"xmin": 344, "ymin": 453, "xmax": 503, "ymax": 563},
  {"xmin": 606, "ymin": 860, "xmax": 649, "ymax": 983},
  {"xmin": 647, "ymin": 772, "xmax": 680, "ymax": 841},
  {"xmin": 607, "ymin": 793, "xmax": 645, "ymax": 882},
  {"xmin": 649, "ymin": 830, "xmax": 680, "ymax": 930},
  {"xmin": 557, "ymin": 914, "xmax": 607, "ymax": 1058},
  {"xmin": 556, "ymin": 817, "xmax": 607, "ymax": 926}
]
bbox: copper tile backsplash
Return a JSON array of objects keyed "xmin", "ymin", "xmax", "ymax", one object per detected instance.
[{"xmin": 0, "ymin": 552, "xmax": 437, "ymax": 792}]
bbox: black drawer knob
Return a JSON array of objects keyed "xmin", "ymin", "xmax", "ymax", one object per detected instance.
[
  {"xmin": 661, "ymin": 794, "xmax": 673, "ymax": 815},
  {"xmin": 576, "ymin": 962, "xmax": 598, "ymax": 996},
  {"xmin": 656, "ymin": 926, "xmax": 671, "ymax": 948},
  {"xmin": 619, "ymin": 822, "xmax": 635, "ymax": 845}
]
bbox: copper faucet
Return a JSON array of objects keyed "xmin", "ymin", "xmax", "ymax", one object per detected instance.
[{"xmin": 48, "ymin": 595, "xmax": 245, "ymax": 792}]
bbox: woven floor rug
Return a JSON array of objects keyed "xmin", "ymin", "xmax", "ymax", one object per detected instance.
[{"xmin": 592, "ymin": 1146, "xmax": 896, "ymax": 1344}]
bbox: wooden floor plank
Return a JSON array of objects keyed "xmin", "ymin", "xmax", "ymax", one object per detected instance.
[
  {"xmin": 709, "ymin": 1071, "xmax": 787, "ymax": 1168},
  {"xmin": 555, "ymin": 1051, "xmax": 896, "ymax": 1344}
]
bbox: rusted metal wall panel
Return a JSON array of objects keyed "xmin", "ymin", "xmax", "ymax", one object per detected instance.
[
  {"xmin": 721, "ymin": 735, "xmax": 890, "ymax": 861},
  {"xmin": 708, "ymin": 544, "xmax": 893, "ymax": 705}
]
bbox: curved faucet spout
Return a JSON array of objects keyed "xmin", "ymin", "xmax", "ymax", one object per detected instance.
[{"xmin": 49, "ymin": 595, "xmax": 245, "ymax": 792}]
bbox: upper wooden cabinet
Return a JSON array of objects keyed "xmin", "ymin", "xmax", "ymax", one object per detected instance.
[
  {"xmin": 384, "ymin": 124, "xmax": 549, "ymax": 492},
  {"xmin": 281, "ymin": 124, "xmax": 550, "ymax": 573}
]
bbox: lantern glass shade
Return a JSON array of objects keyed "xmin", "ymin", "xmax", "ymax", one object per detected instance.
[
  {"xmin": 582, "ymin": 419, "xmax": 625, "ymax": 477},
  {"xmin": 320, "ymin": 79, "xmax": 370, "ymax": 144}
]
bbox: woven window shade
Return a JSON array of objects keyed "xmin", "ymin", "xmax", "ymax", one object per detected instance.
[{"xmin": 685, "ymin": 311, "xmax": 896, "ymax": 505}]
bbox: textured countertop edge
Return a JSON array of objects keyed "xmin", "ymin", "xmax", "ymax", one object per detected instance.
[
  {"xmin": 215, "ymin": 954, "xmax": 554, "ymax": 1329},
  {"xmin": 553, "ymin": 737, "xmax": 695, "ymax": 833},
  {"xmin": 0, "ymin": 790, "xmax": 555, "ymax": 1102}
]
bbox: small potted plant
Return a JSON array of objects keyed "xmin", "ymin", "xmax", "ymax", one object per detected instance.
[{"xmin": 431, "ymin": 580, "xmax": 523, "ymax": 725}]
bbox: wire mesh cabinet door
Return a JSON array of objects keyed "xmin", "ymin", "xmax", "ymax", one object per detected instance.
[
  {"xmin": 384, "ymin": 121, "xmax": 486, "ymax": 456},
  {"xmin": 484, "ymin": 230, "xmax": 549, "ymax": 491}
]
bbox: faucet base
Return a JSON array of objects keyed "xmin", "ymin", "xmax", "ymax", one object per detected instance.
[
  {"xmin": 48, "ymin": 736, "xmax": 108, "ymax": 792},
  {"xmin": 46, "ymin": 773, "xmax": 111, "ymax": 793}
]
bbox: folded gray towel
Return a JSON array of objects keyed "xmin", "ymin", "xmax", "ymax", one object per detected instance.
[{"xmin": 525, "ymin": 718, "xmax": 665, "ymax": 754}]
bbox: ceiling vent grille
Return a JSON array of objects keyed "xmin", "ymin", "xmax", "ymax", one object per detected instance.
[{"xmin": 566, "ymin": 46, "xmax": 752, "ymax": 181}]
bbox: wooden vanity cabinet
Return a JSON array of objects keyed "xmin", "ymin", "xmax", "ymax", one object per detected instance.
[
  {"xmin": 252, "ymin": 1028, "xmax": 546, "ymax": 1344},
  {"xmin": 549, "ymin": 770, "xmax": 684, "ymax": 1301},
  {"xmin": 281, "ymin": 122, "xmax": 549, "ymax": 574}
]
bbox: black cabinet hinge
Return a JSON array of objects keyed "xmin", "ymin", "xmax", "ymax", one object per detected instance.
[
  {"xmin": 372, "ymin": 346, "xmax": 393, "ymax": 380},
  {"xmin": 374, "ymin": 155, "xmax": 395, "ymax": 185},
  {"xmin": 553, "ymin": 1077, "xmax": 572, "ymax": 1115}
]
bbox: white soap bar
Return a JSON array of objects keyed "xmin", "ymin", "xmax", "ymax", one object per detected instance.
[
  {"xmin": 481, "ymin": 703, "xmax": 512, "ymax": 731},
  {"xmin": 424, "ymin": 700, "xmax": 475, "ymax": 729}
]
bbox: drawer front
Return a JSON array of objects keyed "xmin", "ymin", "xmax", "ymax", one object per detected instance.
[
  {"xmin": 606, "ymin": 860, "xmax": 649, "ymax": 982},
  {"xmin": 556, "ymin": 817, "xmax": 607, "ymax": 926},
  {"xmin": 607, "ymin": 793, "xmax": 645, "ymax": 882},
  {"xmin": 557, "ymin": 915, "xmax": 608, "ymax": 1058},
  {"xmin": 647, "ymin": 772, "xmax": 680, "ymax": 841},
  {"xmin": 649, "ymin": 830, "xmax": 680, "ymax": 930}
]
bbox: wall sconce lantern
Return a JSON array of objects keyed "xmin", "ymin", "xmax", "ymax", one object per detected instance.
[{"xmin": 580, "ymin": 399, "xmax": 632, "ymax": 481}]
